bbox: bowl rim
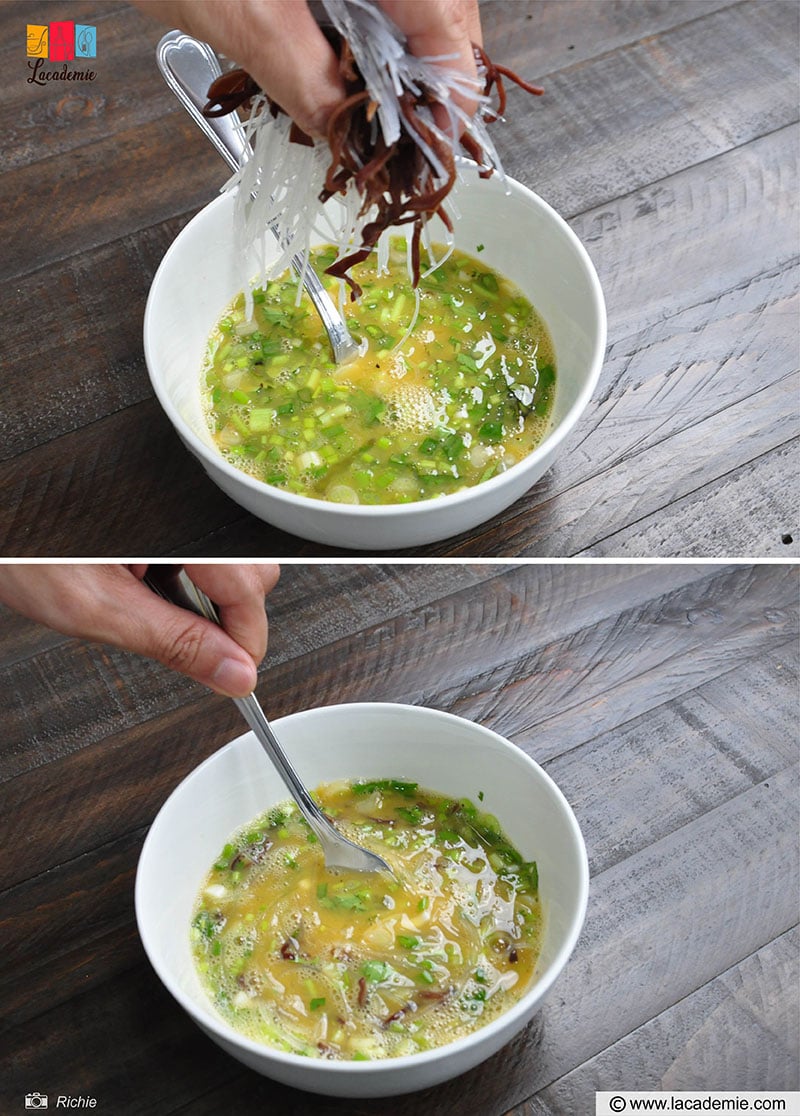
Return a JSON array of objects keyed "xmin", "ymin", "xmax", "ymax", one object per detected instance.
[
  {"xmin": 135, "ymin": 701, "xmax": 590, "ymax": 1077},
  {"xmin": 143, "ymin": 174, "xmax": 607, "ymax": 519}
]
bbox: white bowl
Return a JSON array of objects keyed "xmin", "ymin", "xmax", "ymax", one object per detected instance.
[
  {"xmin": 144, "ymin": 166, "xmax": 606, "ymax": 550},
  {"xmin": 135, "ymin": 703, "xmax": 588, "ymax": 1098}
]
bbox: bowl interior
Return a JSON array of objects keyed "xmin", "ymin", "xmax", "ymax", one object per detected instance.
[
  {"xmin": 145, "ymin": 168, "xmax": 604, "ymax": 461},
  {"xmin": 136, "ymin": 703, "xmax": 588, "ymax": 1069}
]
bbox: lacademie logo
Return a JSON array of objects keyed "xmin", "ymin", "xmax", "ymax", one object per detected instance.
[{"xmin": 26, "ymin": 21, "xmax": 97, "ymax": 85}]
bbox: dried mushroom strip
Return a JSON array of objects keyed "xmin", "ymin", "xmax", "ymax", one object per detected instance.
[{"xmin": 202, "ymin": 12, "xmax": 542, "ymax": 297}]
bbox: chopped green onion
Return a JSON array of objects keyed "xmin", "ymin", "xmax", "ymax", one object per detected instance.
[
  {"xmin": 248, "ymin": 408, "xmax": 274, "ymax": 433},
  {"xmin": 443, "ymin": 433, "xmax": 464, "ymax": 461},
  {"xmin": 456, "ymin": 352, "xmax": 478, "ymax": 373},
  {"xmin": 396, "ymin": 806, "xmax": 423, "ymax": 824},
  {"xmin": 352, "ymin": 780, "xmax": 418, "ymax": 798},
  {"xmin": 361, "ymin": 960, "xmax": 389, "ymax": 982},
  {"xmin": 479, "ymin": 421, "xmax": 503, "ymax": 443}
]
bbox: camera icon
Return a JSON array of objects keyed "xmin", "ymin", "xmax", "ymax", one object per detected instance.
[{"xmin": 25, "ymin": 1095, "xmax": 49, "ymax": 1110}]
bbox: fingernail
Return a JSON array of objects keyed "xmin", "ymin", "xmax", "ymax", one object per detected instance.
[{"xmin": 212, "ymin": 658, "xmax": 255, "ymax": 696}]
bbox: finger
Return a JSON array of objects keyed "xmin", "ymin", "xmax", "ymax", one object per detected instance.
[
  {"xmin": 184, "ymin": 564, "xmax": 280, "ymax": 666},
  {"xmin": 141, "ymin": 0, "xmax": 346, "ymax": 136},
  {"xmin": 109, "ymin": 577, "xmax": 261, "ymax": 697},
  {"xmin": 0, "ymin": 565, "xmax": 263, "ymax": 697},
  {"xmin": 380, "ymin": 0, "xmax": 482, "ymax": 124},
  {"xmin": 230, "ymin": 0, "xmax": 347, "ymax": 136}
]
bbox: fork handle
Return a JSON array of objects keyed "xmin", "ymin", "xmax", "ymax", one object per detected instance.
[
  {"xmin": 155, "ymin": 30, "xmax": 361, "ymax": 367},
  {"xmin": 142, "ymin": 565, "xmax": 337, "ymax": 847}
]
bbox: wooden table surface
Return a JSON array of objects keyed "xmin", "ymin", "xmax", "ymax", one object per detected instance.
[
  {"xmin": 1, "ymin": 0, "xmax": 797, "ymax": 558},
  {"xmin": 2, "ymin": 562, "xmax": 798, "ymax": 1113}
]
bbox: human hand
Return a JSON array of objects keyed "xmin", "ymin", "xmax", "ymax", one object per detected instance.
[
  {"xmin": 137, "ymin": 0, "xmax": 482, "ymax": 137},
  {"xmin": 0, "ymin": 563, "xmax": 280, "ymax": 697}
]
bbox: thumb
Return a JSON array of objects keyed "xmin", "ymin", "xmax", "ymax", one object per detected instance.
[{"xmin": 112, "ymin": 580, "xmax": 259, "ymax": 697}]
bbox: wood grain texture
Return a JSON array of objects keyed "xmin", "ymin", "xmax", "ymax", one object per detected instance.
[
  {"xmin": 428, "ymin": 371, "xmax": 798, "ymax": 558},
  {"xmin": 469, "ymin": 764, "xmax": 799, "ymax": 1116},
  {"xmin": 0, "ymin": 563, "xmax": 508, "ymax": 783},
  {"xmin": 588, "ymin": 440, "xmax": 800, "ymax": 557},
  {"xmin": 499, "ymin": 0, "xmax": 799, "ymax": 215},
  {"xmin": 0, "ymin": 215, "xmax": 191, "ymax": 462},
  {"xmin": 3, "ymin": 563, "xmax": 793, "ymax": 839},
  {"xmin": 508, "ymin": 929, "xmax": 799, "ymax": 1114},
  {"xmin": 0, "ymin": 560, "xmax": 750, "ymax": 787},
  {"xmin": 1, "ymin": 108, "xmax": 221, "ymax": 285},
  {"xmin": 1, "ymin": 563, "xmax": 798, "ymax": 1114},
  {"xmin": 2, "ymin": 6, "xmax": 171, "ymax": 174},
  {"xmin": 485, "ymin": 0, "xmax": 741, "ymax": 80},
  {"xmin": 0, "ymin": 0, "xmax": 797, "ymax": 556},
  {"xmin": 572, "ymin": 124, "xmax": 798, "ymax": 342}
]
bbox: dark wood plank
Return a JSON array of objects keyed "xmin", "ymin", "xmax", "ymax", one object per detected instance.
[
  {"xmin": 2, "ymin": 5, "xmax": 173, "ymax": 172},
  {"xmin": 574, "ymin": 256, "xmax": 798, "ymax": 491},
  {"xmin": 0, "ymin": 562, "xmax": 730, "ymax": 786},
  {"xmin": 506, "ymin": 929, "xmax": 799, "ymax": 1112},
  {"xmin": 2, "ymin": 563, "xmax": 794, "ymax": 885},
  {"xmin": 574, "ymin": 121, "xmax": 797, "ymax": 336},
  {"xmin": 0, "ymin": 396, "xmax": 246, "ymax": 558},
  {"xmin": 587, "ymin": 440, "xmax": 800, "ymax": 557},
  {"xmin": 3, "ymin": 762, "xmax": 795, "ymax": 1114},
  {"xmin": 0, "ymin": 214, "xmax": 190, "ymax": 462},
  {"xmin": 1, "ymin": 564, "xmax": 797, "ymax": 1114},
  {"xmin": 0, "ymin": 562, "xmax": 510, "ymax": 782},
  {"xmin": 542, "ymin": 375, "xmax": 798, "ymax": 557},
  {"xmin": 262, "ymin": 561, "xmax": 512, "ymax": 661},
  {"xmin": 438, "ymin": 564, "xmax": 798, "ymax": 748},
  {"xmin": 0, "ymin": 694, "xmax": 244, "ymax": 891},
  {"xmin": 1, "ymin": 0, "xmax": 796, "ymax": 557},
  {"xmin": 0, "ymin": 562, "xmax": 506, "ymax": 672},
  {"xmin": 482, "ymin": 763, "xmax": 800, "ymax": 1114},
  {"xmin": 487, "ymin": 0, "xmax": 741, "ymax": 80},
  {"xmin": 544, "ymin": 642, "xmax": 798, "ymax": 875},
  {"xmin": 0, "ymin": 108, "xmax": 223, "ymax": 285},
  {"xmin": 0, "ymin": 829, "xmax": 143, "ymax": 1029},
  {"xmin": 2, "ymin": 565, "xmax": 703, "ymax": 843},
  {"xmin": 500, "ymin": 0, "xmax": 799, "ymax": 217},
  {"xmin": 2, "ymin": 956, "xmax": 243, "ymax": 1116},
  {"xmin": 427, "ymin": 371, "xmax": 798, "ymax": 557}
]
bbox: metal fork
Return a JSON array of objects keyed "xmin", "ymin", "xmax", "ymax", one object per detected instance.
[
  {"xmin": 144, "ymin": 565, "xmax": 391, "ymax": 875},
  {"xmin": 155, "ymin": 30, "xmax": 361, "ymax": 367}
]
